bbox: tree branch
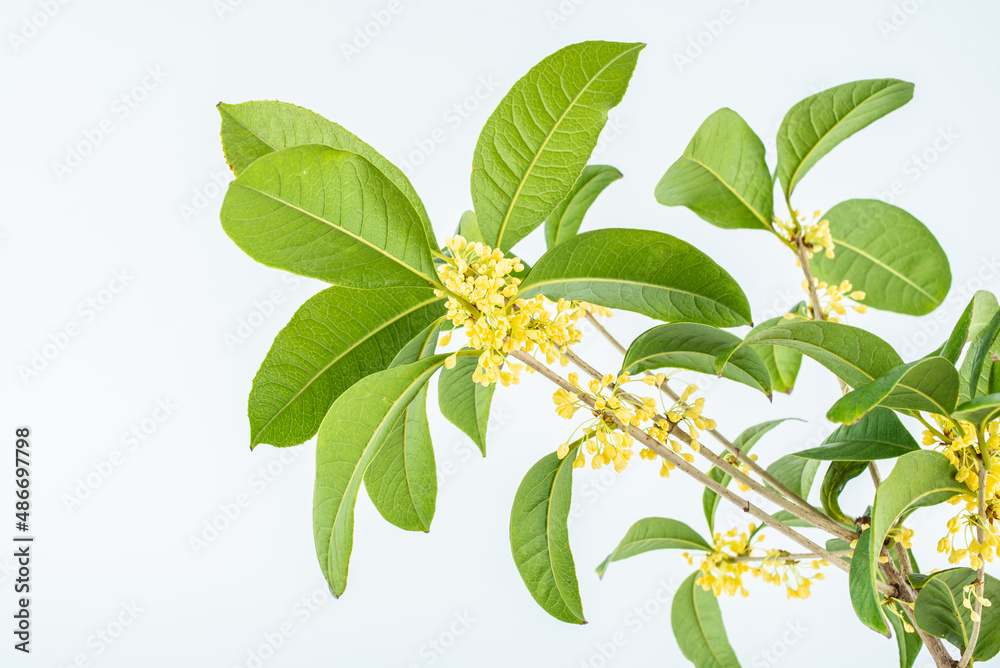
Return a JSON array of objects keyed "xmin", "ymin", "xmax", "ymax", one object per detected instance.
[
  {"xmin": 510, "ymin": 348, "xmax": 893, "ymax": 596},
  {"xmin": 958, "ymin": 458, "xmax": 988, "ymax": 668}
]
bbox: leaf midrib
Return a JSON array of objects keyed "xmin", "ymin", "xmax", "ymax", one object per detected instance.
[
  {"xmin": 235, "ymin": 182, "xmax": 438, "ymax": 286},
  {"xmin": 495, "ymin": 44, "xmax": 643, "ymax": 248},
  {"xmin": 786, "ymin": 83, "xmax": 906, "ymax": 193},
  {"xmin": 678, "ymin": 154, "xmax": 770, "ymax": 229},
  {"xmin": 545, "ymin": 449, "xmax": 581, "ymax": 621},
  {"xmin": 832, "ymin": 237, "xmax": 935, "ymax": 301},
  {"xmin": 690, "ymin": 582, "xmax": 728, "ymax": 667}
]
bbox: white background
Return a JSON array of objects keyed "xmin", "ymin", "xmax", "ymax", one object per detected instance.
[{"xmin": 2, "ymin": 0, "xmax": 999, "ymax": 666}]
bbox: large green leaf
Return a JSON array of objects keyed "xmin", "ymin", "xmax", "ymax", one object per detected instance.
[
  {"xmin": 510, "ymin": 445, "xmax": 585, "ymax": 624},
  {"xmin": 519, "ymin": 229, "xmax": 752, "ymax": 327},
  {"xmin": 913, "ymin": 568, "xmax": 1000, "ymax": 661},
  {"xmin": 776, "ymin": 78, "xmax": 914, "ymax": 197},
  {"xmin": 703, "ymin": 419, "xmax": 799, "ymax": 532},
  {"xmin": 848, "ymin": 450, "xmax": 966, "ymax": 634},
  {"xmin": 363, "ymin": 385, "xmax": 436, "ymax": 532},
  {"xmin": 655, "ymin": 108, "xmax": 773, "ymax": 231},
  {"xmin": 795, "ymin": 408, "xmax": 919, "ymax": 461},
  {"xmin": 220, "ymin": 144, "xmax": 437, "ymax": 288},
  {"xmin": 313, "ymin": 354, "xmax": 449, "ymax": 596},
  {"xmin": 363, "ymin": 322, "xmax": 442, "ymax": 532},
  {"xmin": 935, "ymin": 291, "xmax": 998, "ymax": 364},
  {"xmin": 438, "ymin": 355, "xmax": 496, "ymax": 455},
  {"xmin": 739, "ymin": 320, "xmax": 902, "ymax": 389},
  {"xmin": 545, "ymin": 165, "xmax": 622, "ymax": 248},
  {"xmin": 765, "ymin": 455, "xmax": 820, "ymax": 499},
  {"xmin": 827, "ymin": 357, "xmax": 959, "ymax": 424},
  {"xmin": 820, "ymin": 460, "xmax": 869, "ymax": 524},
  {"xmin": 596, "ymin": 518, "xmax": 711, "ymax": 579},
  {"xmin": 472, "ymin": 41, "xmax": 643, "ymax": 250},
  {"xmin": 671, "ymin": 571, "xmax": 742, "ymax": 668},
  {"xmin": 622, "ymin": 323, "xmax": 771, "ymax": 396},
  {"xmin": 810, "ymin": 199, "xmax": 950, "ymax": 315},
  {"xmin": 247, "ymin": 286, "xmax": 442, "ymax": 448},
  {"xmin": 217, "ymin": 100, "xmax": 435, "ymax": 248}
]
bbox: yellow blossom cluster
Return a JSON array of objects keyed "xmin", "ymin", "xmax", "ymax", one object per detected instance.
[
  {"xmin": 552, "ymin": 372, "xmax": 710, "ymax": 475},
  {"xmin": 773, "ymin": 209, "xmax": 835, "ymax": 259},
  {"xmin": 751, "ymin": 550, "xmax": 827, "ymax": 600},
  {"xmin": 434, "ymin": 235, "xmax": 609, "ymax": 387},
  {"xmin": 786, "ymin": 278, "xmax": 867, "ymax": 322},
  {"xmin": 685, "ymin": 526, "xmax": 827, "ymax": 600},
  {"xmin": 925, "ymin": 416, "xmax": 1000, "ymax": 568}
]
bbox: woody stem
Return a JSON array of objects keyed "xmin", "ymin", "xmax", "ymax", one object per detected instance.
[
  {"xmin": 510, "ymin": 349, "xmax": 892, "ymax": 595},
  {"xmin": 585, "ymin": 313, "xmax": 821, "ymax": 516}
]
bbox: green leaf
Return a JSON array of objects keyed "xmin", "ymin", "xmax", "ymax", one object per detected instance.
[
  {"xmin": 438, "ymin": 355, "xmax": 496, "ymax": 455},
  {"xmin": 545, "ymin": 165, "xmax": 622, "ymax": 248},
  {"xmin": 314, "ymin": 354, "xmax": 448, "ymax": 596},
  {"xmin": 622, "ymin": 323, "xmax": 771, "ymax": 397},
  {"xmin": 740, "ymin": 320, "xmax": 902, "ymax": 389},
  {"xmin": 849, "ymin": 450, "xmax": 966, "ymax": 634},
  {"xmin": 887, "ymin": 609, "xmax": 923, "ymax": 668},
  {"xmin": 510, "ymin": 445, "xmax": 585, "ymax": 624},
  {"xmin": 765, "ymin": 455, "xmax": 820, "ymax": 499},
  {"xmin": 597, "ymin": 518, "xmax": 711, "ymax": 579},
  {"xmin": 827, "ymin": 357, "xmax": 959, "ymax": 424},
  {"xmin": 913, "ymin": 568, "xmax": 1000, "ymax": 660},
  {"xmin": 458, "ymin": 210, "xmax": 485, "ymax": 244},
  {"xmin": 934, "ymin": 291, "xmax": 998, "ymax": 364},
  {"xmin": 519, "ymin": 228, "xmax": 752, "ymax": 327},
  {"xmin": 703, "ymin": 419, "xmax": 799, "ymax": 532},
  {"xmin": 217, "ymin": 100, "xmax": 436, "ymax": 249},
  {"xmin": 776, "ymin": 78, "xmax": 914, "ymax": 197},
  {"xmin": 795, "ymin": 408, "xmax": 919, "ymax": 461},
  {"xmin": 811, "ymin": 199, "xmax": 951, "ymax": 316},
  {"xmin": 671, "ymin": 571, "xmax": 742, "ymax": 668},
  {"xmin": 745, "ymin": 310, "xmax": 806, "ymax": 394},
  {"xmin": 655, "ymin": 108, "xmax": 773, "ymax": 231},
  {"xmin": 248, "ymin": 286, "xmax": 442, "ymax": 449},
  {"xmin": 821, "ymin": 461, "xmax": 868, "ymax": 524},
  {"xmin": 952, "ymin": 392, "xmax": 1000, "ymax": 432},
  {"xmin": 363, "ymin": 385, "xmax": 436, "ymax": 532},
  {"xmin": 472, "ymin": 41, "xmax": 643, "ymax": 250},
  {"xmin": 960, "ymin": 309, "xmax": 1000, "ymax": 402},
  {"xmin": 220, "ymin": 144, "xmax": 437, "ymax": 288},
  {"xmin": 363, "ymin": 321, "xmax": 442, "ymax": 533}
]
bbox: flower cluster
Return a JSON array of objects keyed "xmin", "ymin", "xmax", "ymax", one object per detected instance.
[
  {"xmin": 685, "ymin": 526, "xmax": 827, "ymax": 600},
  {"xmin": 553, "ymin": 372, "xmax": 712, "ymax": 476},
  {"xmin": 773, "ymin": 209, "xmax": 835, "ymax": 259},
  {"xmin": 925, "ymin": 416, "xmax": 1000, "ymax": 568},
  {"xmin": 787, "ymin": 278, "xmax": 867, "ymax": 322},
  {"xmin": 435, "ymin": 236, "xmax": 609, "ymax": 386}
]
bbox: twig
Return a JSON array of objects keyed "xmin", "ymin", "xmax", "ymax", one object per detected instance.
[
  {"xmin": 510, "ymin": 349, "xmax": 893, "ymax": 596},
  {"xmin": 729, "ymin": 550, "xmax": 851, "ymax": 564},
  {"xmin": 585, "ymin": 312, "xmax": 821, "ymax": 517},
  {"xmin": 562, "ymin": 348, "xmax": 856, "ymax": 543}
]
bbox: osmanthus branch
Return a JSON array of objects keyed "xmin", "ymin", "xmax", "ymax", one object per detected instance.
[
  {"xmin": 958, "ymin": 457, "xmax": 988, "ymax": 668},
  {"xmin": 562, "ymin": 347, "xmax": 858, "ymax": 544},
  {"xmin": 584, "ymin": 313, "xmax": 821, "ymax": 518},
  {"xmin": 508, "ymin": 349, "xmax": 896, "ymax": 597},
  {"xmin": 729, "ymin": 550, "xmax": 852, "ymax": 564}
]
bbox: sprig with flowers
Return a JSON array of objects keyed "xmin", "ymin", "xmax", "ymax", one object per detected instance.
[{"xmin": 219, "ymin": 41, "xmax": 995, "ymax": 667}]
